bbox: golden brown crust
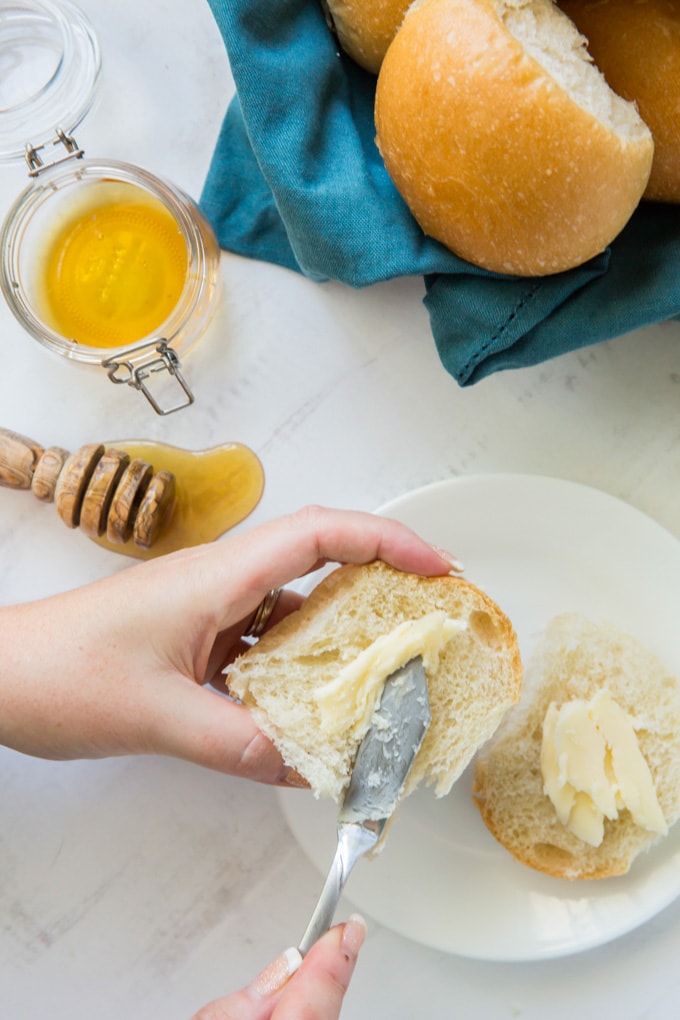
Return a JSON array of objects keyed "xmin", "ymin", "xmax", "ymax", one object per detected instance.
[
  {"xmin": 558, "ymin": 0, "xmax": 680, "ymax": 202},
  {"xmin": 374, "ymin": 0, "xmax": 653, "ymax": 276},
  {"xmin": 325, "ymin": 0, "xmax": 411, "ymax": 73}
]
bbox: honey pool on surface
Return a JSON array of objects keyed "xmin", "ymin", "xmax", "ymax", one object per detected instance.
[
  {"xmin": 91, "ymin": 440, "xmax": 265, "ymax": 560},
  {"xmin": 39, "ymin": 183, "xmax": 188, "ymax": 348}
]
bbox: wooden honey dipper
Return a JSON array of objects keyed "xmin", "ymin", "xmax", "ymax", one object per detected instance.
[{"xmin": 0, "ymin": 427, "xmax": 176, "ymax": 550}]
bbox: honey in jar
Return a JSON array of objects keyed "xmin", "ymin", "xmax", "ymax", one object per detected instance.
[
  {"xmin": 1, "ymin": 159, "xmax": 221, "ymax": 413},
  {"xmin": 0, "ymin": 1, "xmax": 221, "ymax": 413},
  {"xmin": 38, "ymin": 182, "xmax": 189, "ymax": 348}
]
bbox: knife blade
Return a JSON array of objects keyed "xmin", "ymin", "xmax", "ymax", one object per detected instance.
[{"xmin": 298, "ymin": 656, "xmax": 430, "ymax": 955}]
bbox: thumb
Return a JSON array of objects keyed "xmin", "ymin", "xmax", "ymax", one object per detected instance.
[{"xmin": 149, "ymin": 681, "xmax": 306, "ymax": 786}]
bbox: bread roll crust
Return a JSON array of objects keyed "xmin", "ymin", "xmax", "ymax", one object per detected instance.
[
  {"xmin": 226, "ymin": 561, "xmax": 522, "ymax": 803},
  {"xmin": 374, "ymin": 0, "xmax": 654, "ymax": 276},
  {"xmin": 473, "ymin": 614, "xmax": 680, "ymax": 879},
  {"xmin": 559, "ymin": 0, "xmax": 680, "ymax": 202},
  {"xmin": 325, "ymin": 0, "xmax": 411, "ymax": 73}
]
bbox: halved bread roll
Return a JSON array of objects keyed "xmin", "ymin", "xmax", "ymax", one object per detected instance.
[
  {"xmin": 226, "ymin": 561, "xmax": 522, "ymax": 803},
  {"xmin": 473, "ymin": 614, "xmax": 680, "ymax": 879},
  {"xmin": 558, "ymin": 0, "xmax": 680, "ymax": 202},
  {"xmin": 374, "ymin": 0, "xmax": 654, "ymax": 275}
]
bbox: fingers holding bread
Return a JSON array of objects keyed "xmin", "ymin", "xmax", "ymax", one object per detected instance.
[{"xmin": 224, "ymin": 506, "xmax": 459, "ymax": 606}]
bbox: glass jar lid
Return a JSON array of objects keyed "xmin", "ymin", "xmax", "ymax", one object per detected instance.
[{"xmin": 0, "ymin": 0, "xmax": 101, "ymax": 164}]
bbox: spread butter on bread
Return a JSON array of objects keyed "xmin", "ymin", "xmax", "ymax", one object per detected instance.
[{"xmin": 226, "ymin": 561, "xmax": 522, "ymax": 805}]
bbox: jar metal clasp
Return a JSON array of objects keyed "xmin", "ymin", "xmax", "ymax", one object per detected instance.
[
  {"xmin": 102, "ymin": 339, "xmax": 195, "ymax": 415},
  {"xmin": 25, "ymin": 129, "xmax": 85, "ymax": 177}
]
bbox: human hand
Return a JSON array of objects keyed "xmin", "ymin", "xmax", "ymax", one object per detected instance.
[
  {"xmin": 0, "ymin": 506, "xmax": 460, "ymax": 779},
  {"xmin": 191, "ymin": 915, "xmax": 366, "ymax": 1020}
]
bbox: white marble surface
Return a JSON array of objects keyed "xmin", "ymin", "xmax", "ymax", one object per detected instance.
[{"xmin": 1, "ymin": 1, "xmax": 679, "ymax": 1017}]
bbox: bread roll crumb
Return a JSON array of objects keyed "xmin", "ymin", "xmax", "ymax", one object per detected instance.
[
  {"xmin": 473, "ymin": 614, "xmax": 680, "ymax": 879},
  {"xmin": 226, "ymin": 561, "xmax": 522, "ymax": 803},
  {"xmin": 559, "ymin": 0, "xmax": 680, "ymax": 201}
]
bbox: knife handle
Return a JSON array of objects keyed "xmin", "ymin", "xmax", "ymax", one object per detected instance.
[{"xmin": 298, "ymin": 821, "xmax": 379, "ymax": 956}]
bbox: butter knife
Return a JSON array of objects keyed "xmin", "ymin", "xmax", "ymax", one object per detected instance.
[{"xmin": 298, "ymin": 655, "xmax": 431, "ymax": 955}]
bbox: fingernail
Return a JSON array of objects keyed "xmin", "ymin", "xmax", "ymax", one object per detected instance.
[
  {"xmin": 282, "ymin": 767, "xmax": 310, "ymax": 789},
  {"xmin": 341, "ymin": 914, "xmax": 367, "ymax": 960},
  {"xmin": 249, "ymin": 946, "xmax": 302, "ymax": 999},
  {"xmin": 432, "ymin": 546, "xmax": 465, "ymax": 573}
]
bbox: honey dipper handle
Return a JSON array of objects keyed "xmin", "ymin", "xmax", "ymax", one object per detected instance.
[{"xmin": 0, "ymin": 428, "xmax": 44, "ymax": 490}]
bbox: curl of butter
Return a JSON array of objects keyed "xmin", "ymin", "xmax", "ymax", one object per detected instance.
[
  {"xmin": 541, "ymin": 689, "xmax": 667, "ymax": 847},
  {"xmin": 313, "ymin": 612, "xmax": 466, "ymax": 737}
]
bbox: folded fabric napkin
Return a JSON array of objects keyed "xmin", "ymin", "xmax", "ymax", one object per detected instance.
[{"xmin": 200, "ymin": 0, "xmax": 680, "ymax": 385}]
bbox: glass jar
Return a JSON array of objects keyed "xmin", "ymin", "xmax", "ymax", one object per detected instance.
[
  {"xmin": 0, "ymin": 0, "xmax": 100, "ymax": 163},
  {"xmin": 0, "ymin": 0, "xmax": 221, "ymax": 414}
]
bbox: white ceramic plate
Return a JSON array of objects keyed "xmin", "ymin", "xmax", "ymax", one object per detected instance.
[{"xmin": 278, "ymin": 474, "xmax": 680, "ymax": 961}]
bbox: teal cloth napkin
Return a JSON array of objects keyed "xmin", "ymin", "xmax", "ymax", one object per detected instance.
[{"xmin": 200, "ymin": 0, "xmax": 680, "ymax": 385}]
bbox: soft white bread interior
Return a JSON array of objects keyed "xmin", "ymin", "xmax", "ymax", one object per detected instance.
[
  {"xmin": 374, "ymin": 0, "xmax": 654, "ymax": 276},
  {"xmin": 226, "ymin": 561, "xmax": 522, "ymax": 803},
  {"xmin": 558, "ymin": 0, "xmax": 680, "ymax": 203},
  {"xmin": 324, "ymin": 0, "xmax": 411, "ymax": 74},
  {"xmin": 472, "ymin": 614, "xmax": 680, "ymax": 879}
]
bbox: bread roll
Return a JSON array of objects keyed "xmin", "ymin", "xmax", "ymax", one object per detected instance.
[
  {"xmin": 324, "ymin": 0, "xmax": 411, "ymax": 73},
  {"xmin": 226, "ymin": 561, "xmax": 522, "ymax": 803},
  {"xmin": 473, "ymin": 614, "xmax": 680, "ymax": 879},
  {"xmin": 374, "ymin": 0, "xmax": 654, "ymax": 276},
  {"xmin": 558, "ymin": 0, "xmax": 680, "ymax": 202}
]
